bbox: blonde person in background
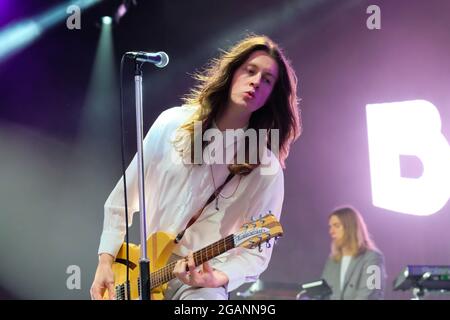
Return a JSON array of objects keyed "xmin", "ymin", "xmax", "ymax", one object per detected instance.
[{"xmin": 321, "ymin": 206, "xmax": 386, "ymax": 300}]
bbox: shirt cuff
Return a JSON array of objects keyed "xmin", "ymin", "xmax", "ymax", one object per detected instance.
[
  {"xmin": 97, "ymin": 230, "xmax": 124, "ymax": 258},
  {"xmin": 211, "ymin": 259, "xmax": 258, "ymax": 292}
]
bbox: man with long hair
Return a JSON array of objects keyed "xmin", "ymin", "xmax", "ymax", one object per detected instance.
[
  {"xmin": 90, "ymin": 35, "xmax": 301, "ymax": 300},
  {"xmin": 321, "ymin": 206, "xmax": 386, "ymax": 300}
]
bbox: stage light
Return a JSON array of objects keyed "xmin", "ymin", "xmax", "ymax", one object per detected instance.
[
  {"xmin": 114, "ymin": 0, "xmax": 137, "ymax": 24},
  {"xmin": 115, "ymin": 3, "xmax": 127, "ymax": 22},
  {"xmin": 0, "ymin": 0, "xmax": 102, "ymax": 63},
  {"xmin": 102, "ymin": 16, "xmax": 113, "ymax": 25}
]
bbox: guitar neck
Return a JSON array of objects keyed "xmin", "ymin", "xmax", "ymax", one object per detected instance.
[{"xmin": 150, "ymin": 234, "xmax": 235, "ymax": 289}]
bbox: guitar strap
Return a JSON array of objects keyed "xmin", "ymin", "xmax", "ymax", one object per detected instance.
[{"xmin": 175, "ymin": 172, "xmax": 235, "ymax": 243}]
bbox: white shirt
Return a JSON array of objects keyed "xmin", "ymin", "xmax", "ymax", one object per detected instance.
[
  {"xmin": 340, "ymin": 256, "xmax": 352, "ymax": 290},
  {"xmin": 98, "ymin": 105, "xmax": 285, "ymax": 292}
]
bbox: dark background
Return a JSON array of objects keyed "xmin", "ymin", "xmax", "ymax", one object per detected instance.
[{"xmin": 0, "ymin": 0, "xmax": 449, "ymax": 299}]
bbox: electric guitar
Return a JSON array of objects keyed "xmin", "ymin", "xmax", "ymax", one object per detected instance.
[{"xmin": 106, "ymin": 213, "xmax": 283, "ymax": 300}]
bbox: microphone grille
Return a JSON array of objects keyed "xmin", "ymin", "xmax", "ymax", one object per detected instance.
[{"xmin": 156, "ymin": 51, "xmax": 169, "ymax": 68}]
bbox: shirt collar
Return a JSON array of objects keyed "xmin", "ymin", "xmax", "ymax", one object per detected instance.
[{"xmin": 211, "ymin": 120, "xmax": 249, "ymax": 149}]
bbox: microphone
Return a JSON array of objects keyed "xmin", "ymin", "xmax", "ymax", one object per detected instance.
[{"xmin": 125, "ymin": 51, "xmax": 169, "ymax": 68}]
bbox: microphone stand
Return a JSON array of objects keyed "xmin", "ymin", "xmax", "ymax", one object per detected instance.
[{"xmin": 134, "ymin": 60, "xmax": 151, "ymax": 300}]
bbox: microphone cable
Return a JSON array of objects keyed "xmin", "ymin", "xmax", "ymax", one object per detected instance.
[{"xmin": 119, "ymin": 54, "xmax": 131, "ymax": 300}]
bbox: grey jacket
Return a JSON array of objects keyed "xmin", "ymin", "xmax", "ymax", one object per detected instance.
[{"xmin": 321, "ymin": 249, "xmax": 386, "ymax": 300}]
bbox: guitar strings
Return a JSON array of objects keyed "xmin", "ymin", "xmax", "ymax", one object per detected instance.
[{"xmin": 149, "ymin": 236, "xmax": 235, "ymax": 288}]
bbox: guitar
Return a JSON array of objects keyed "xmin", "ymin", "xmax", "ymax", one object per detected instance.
[{"xmin": 106, "ymin": 213, "xmax": 283, "ymax": 300}]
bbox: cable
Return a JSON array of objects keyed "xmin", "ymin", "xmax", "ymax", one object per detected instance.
[{"xmin": 119, "ymin": 53, "xmax": 131, "ymax": 300}]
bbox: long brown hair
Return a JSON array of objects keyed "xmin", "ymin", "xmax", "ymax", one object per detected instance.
[
  {"xmin": 174, "ymin": 34, "xmax": 301, "ymax": 175},
  {"xmin": 329, "ymin": 206, "xmax": 379, "ymax": 261}
]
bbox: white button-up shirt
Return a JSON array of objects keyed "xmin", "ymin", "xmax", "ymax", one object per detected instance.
[{"xmin": 98, "ymin": 105, "xmax": 284, "ymax": 292}]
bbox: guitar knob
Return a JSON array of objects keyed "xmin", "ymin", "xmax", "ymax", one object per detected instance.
[
  {"xmin": 258, "ymin": 244, "xmax": 263, "ymax": 252},
  {"xmin": 266, "ymin": 242, "xmax": 271, "ymax": 249}
]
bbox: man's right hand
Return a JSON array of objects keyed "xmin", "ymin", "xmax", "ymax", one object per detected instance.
[{"xmin": 90, "ymin": 253, "xmax": 115, "ymax": 300}]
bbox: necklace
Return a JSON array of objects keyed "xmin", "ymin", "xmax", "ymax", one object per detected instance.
[
  {"xmin": 205, "ymin": 126, "xmax": 242, "ymax": 210},
  {"xmin": 209, "ymin": 165, "xmax": 241, "ymax": 210}
]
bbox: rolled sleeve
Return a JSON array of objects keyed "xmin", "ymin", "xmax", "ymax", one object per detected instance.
[{"xmin": 98, "ymin": 230, "xmax": 126, "ymax": 257}]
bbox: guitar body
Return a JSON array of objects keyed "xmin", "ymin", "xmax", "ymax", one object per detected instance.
[
  {"xmin": 103, "ymin": 213, "xmax": 283, "ymax": 300},
  {"xmin": 109, "ymin": 231, "xmax": 176, "ymax": 300}
]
